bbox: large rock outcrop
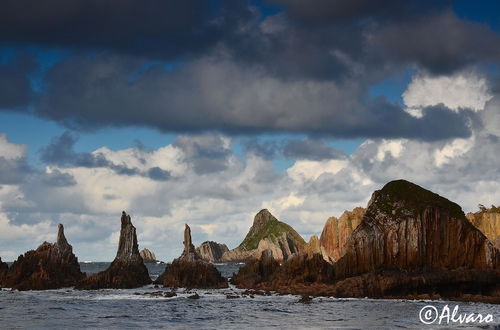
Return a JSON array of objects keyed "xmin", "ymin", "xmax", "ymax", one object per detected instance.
[
  {"xmin": 75, "ymin": 212, "xmax": 151, "ymax": 289},
  {"xmin": 196, "ymin": 241, "xmax": 229, "ymax": 263},
  {"xmin": 2, "ymin": 224, "xmax": 85, "ymax": 290},
  {"xmin": 303, "ymin": 235, "xmax": 321, "ymax": 257},
  {"xmin": 232, "ymin": 180, "xmax": 500, "ymax": 303},
  {"xmin": 0, "ymin": 258, "xmax": 7, "ymax": 285},
  {"xmin": 466, "ymin": 205, "xmax": 500, "ymax": 250},
  {"xmin": 155, "ymin": 224, "xmax": 228, "ymax": 289},
  {"xmin": 319, "ymin": 207, "xmax": 365, "ymax": 262},
  {"xmin": 140, "ymin": 248, "xmax": 158, "ymax": 263},
  {"xmin": 221, "ymin": 209, "xmax": 305, "ymax": 263}
]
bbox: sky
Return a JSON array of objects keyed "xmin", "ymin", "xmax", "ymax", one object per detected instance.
[{"xmin": 0, "ymin": 0, "xmax": 499, "ymax": 261}]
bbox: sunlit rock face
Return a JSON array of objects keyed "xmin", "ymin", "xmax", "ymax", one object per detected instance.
[
  {"xmin": 3, "ymin": 224, "xmax": 85, "ymax": 290},
  {"xmin": 75, "ymin": 212, "xmax": 151, "ymax": 290},
  {"xmin": 221, "ymin": 209, "xmax": 305, "ymax": 263},
  {"xmin": 196, "ymin": 241, "xmax": 229, "ymax": 263},
  {"xmin": 319, "ymin": 207, "xmax": 365, "ymax": 262},
  {"xmin": 466, "ymin": 206, "xmax": 500, "ymax": 250}
]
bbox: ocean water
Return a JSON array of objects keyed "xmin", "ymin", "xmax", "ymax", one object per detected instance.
[{"xmin": 0, "ymin": 263, "xmax": 498, "ymax": 329}]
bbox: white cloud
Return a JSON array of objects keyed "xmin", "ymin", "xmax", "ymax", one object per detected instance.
[
  {"xmin": 403, "ymin": 70, "xmax": 492, "ymax": 113},
  {"xmin": 0, "ymin": 133, "xmax": 27, "ymax": 159}
]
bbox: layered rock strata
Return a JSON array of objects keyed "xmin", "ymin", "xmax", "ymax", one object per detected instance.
[{"xmin": 75, "ymin": 212, "xmax": 151, "ymax": 289}]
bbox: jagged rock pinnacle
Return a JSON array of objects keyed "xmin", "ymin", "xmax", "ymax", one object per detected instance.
[
  {"xmin": 115, "ymin": 211, "xmax": 141, "ymax": 262},
  {"xmin": 180, "ymin": 224, "xmax": 201, "ymax": 262},
  {"xmin": 56, "ymin": 223, "xmax": 70, "ymax": 252}
]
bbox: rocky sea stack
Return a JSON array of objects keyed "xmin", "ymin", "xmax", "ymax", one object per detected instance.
[
  {"xmin": 196, "ymin": 241, "xmax": 229, "ymax": 263},
  {"xmin": 1, "ymin": 224, "xmax": 85, "ymax": 290},
  {"xmin": 75, "ymin": 211, "xmax": 151, "ymax": 289},
  {"xmin": 222, "ymin": 209, "xmax": 305, "ymax": 262},
  {"xmin": 232, "ymin": 180, "xmax": 500, "ymax": 303},
  {"xmin": 155, "ymin": 224, "xmax": 228, "ymax": 289},
  {"xmin": 140, "ymin": 248, "xmax": 159, "ymax": 263}
]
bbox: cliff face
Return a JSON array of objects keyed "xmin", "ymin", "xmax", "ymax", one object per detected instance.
[
  {"xmin": 139, "ymin": 248, "xmax": 158, "ymax": 263},
  {"xmin": 0, "ymin": 258, "xmax": 7, "ymax": 285},
  {"xmin": 221, "ymin": 209, "xmax": 305, "ymax": 263},
  {"xmin": 155, "ymin": 224, "xmax": 228, "ymax": 289},
  {"xmin": 76, "ymin": 212, "xmax": 151, "ymax": 289},
  {"xmin": 2, "ymin": 224, "xmax": 85, "ymax": 290},
  {"xmin": 303, "ymin": 235, "xmax": 321, "ymax": 257},
  {"xmin": 196, "ymin": 241, "xmax": 229, "ymax": 263},
  {"xmin": 466, "ymin": 207, "xmax": 500, "ymax": 250},
  {"xmin": 232, "ymin": 180, "xmax": 500, "ymax": 302},
  {"xmin": 319, "ymin": 207, "xmax": 365, "ymax": 262},
  {"xmin": 335, "ymin": 180, "xmax": 500, "ymax": 278}
]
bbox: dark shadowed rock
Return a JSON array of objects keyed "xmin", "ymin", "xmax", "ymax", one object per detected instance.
[
  {"xmin": 75, "ymin": 211, "xmax": 151, "ymax": 289},
  {"xmin": 2, "ymin": 224, "xmax": 85, "ymax": 290},
  {"xmin": 155, "ymin": 224, "xmax": 228, "ymax": 289},
  {"xmin": 196, "ymin": 241, "xmax": 229, "ymax": 263},
  {"xmin": 0, "ymin": 257, "xmax": 9, "ymax": 286},
  {"xmin": 230, "ymin": 249, "xmax": 280, "ymax": 288},
  {"xmin": 140, "ymin": 248, "xmax": 158, "ymax": 263}
]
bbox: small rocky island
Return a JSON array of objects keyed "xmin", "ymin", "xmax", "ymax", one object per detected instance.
[
  {"xmin": 75, "ymin": 211, "xmax": 151, "ymax": 289},
  {"xmin": 155, "ymin": 224, "xmax": 228, "ymax": 288},
  {"xmin": 0, "ymin": 224, "xmax": 85, "ymax": 290},
  {"xmin": 140, "ymin": 248, "xmax": 160, "ymax": 263},
  {"xmin": 196, "ymin": 241, "xmax": 229, "ymax": 263}
]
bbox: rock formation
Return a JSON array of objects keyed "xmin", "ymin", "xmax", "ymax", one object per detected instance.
[
  {"xmin": 466, "ymin": 205, "xmax": 500, "ymax": 250},
  {"xmin": 221, "ymin": 209, "xmax": 305, "ymax": 263},
  {"xmin": 75, "ymin": 211, "xmax": 151, "ymax": 289},
  {"xmin": 196, "ymin": 241, "xmax": 229, "ymax": 263},
  {"xmin": 303, "ymin": 235, "xmax": 321, "ymax": 257},
  {"xmin": 2, "ymin": 224, "xmax": 85, "ymax": 290},
  {"xmin": 232, "ymin": 180, "xmax": 500, "ymax": 303},
  {"xmin": 155, "ymin": 224, "xmax": 228, "ymax": 289},
  {"xmin": 319, "ymin": 207, "xmax": 365, "ymax": 262},
  {"xmin": 0, "ymin": 257, "xmax": 9, "ymax": 286},
  {"xmin": 140, "ymin": 248, "xmax": 158, "ymax": 263}
]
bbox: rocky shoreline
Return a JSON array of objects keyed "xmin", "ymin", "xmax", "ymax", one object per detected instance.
[{"xmin": 0, "ymin": 180, "xmax": 498, "ymax": 304}]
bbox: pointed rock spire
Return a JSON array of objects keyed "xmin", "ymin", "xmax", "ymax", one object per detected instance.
[
  {"xmin": 56, "ymin": 223, "xmax": 71, "ymax": 254},
  {"xmin": 115, "ymin": 211, "xmax": 141, "ymax": 262},
  {"xmin": 180, "ymin": 224, "xmax": 201, "ymax": 262}
]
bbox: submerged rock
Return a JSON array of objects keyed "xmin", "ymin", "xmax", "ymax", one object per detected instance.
[
  {"xmin": 155, "ymin": 224, "xmax": 228, "ymax": 289},
  {"xmin": 75, "ymin": 211, "xmax": 151, "ymax": 289},
  {"xmin": 140, "ymin": 248, "xmax": 159, "ymax": 263},
  {"xmin": 2, "ymin": 224, "xmax": 85, "ymax": 290},
  {"xmin": 221, "ymin": 209, "xmax": 305, "ymax": 263},
  {"xmin": 319, "ymin": 207, "xmax": 365, "ymax": 262},
  {"xmin": 196, "ymin": 241, "xmax": 229, "ymax": 263}
]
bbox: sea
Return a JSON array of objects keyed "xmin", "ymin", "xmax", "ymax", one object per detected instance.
[{"xmin": 0, "ymin": 262, "xmax": 498, "ymax": 329}]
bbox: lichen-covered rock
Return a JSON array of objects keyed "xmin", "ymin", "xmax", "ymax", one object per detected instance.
[
  {"xmin": 319, "ymin": 207, "xmax": 365, "ymax": 262},
  {"xmin": 221, "ymin": 209, "xmax": 305, "ymax": 263},
  {"xmin": 196, "ymin": 241, "xmax": 229, "ymax": 263},
  {"xmin": 155, "ymin": 224, "xmax": 228, "ymax": 289},
  {"xmin": 75, "ymin": 212, "xmax": 151, "ymax": 289},
  {"xmin": 466, "ymin": 206, "xmax": 500, "ymax": 250},
  {"xmin": 140, "ymin": 248, "xmax": 158, "ymax": 263},
  {"xmin": 3, "ymin": 224, "xmax": 85, "ymax": 290}
]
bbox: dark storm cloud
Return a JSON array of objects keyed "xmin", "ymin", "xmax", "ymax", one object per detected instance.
[
  {"xmin": 0, "ymin": 53, "xmax": 36, "ymax": 109},
  {"xmin": 0, "ymin": 0, "xmax": 253, "ymax": 59},
  {"xmin": 173, "ymin": 135, "xmax": 231, "ymax": 174},
  {"xmin": 39, "ymin": 131, "xmax": 171, "ymax": 181},
  {"xmin": 35, "ymin": 54, "xmax": 475, "ymax": 141},
  {"xmin": 0, "ymin": 157, "xmax": 32, "ymax": 184}
]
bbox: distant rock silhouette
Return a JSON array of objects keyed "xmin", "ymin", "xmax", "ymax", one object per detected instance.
[
  {"xmin": 2, "ymin": 224, "xmax": 85, "ymax": 290},
  {"xmin": 0, "ymin": 257, "xmax": 9, "ymax": 285},
  {"xmin": 75, "ymin": 211, "xmax": 151, "ymax": 289},
  {"xmin": 221, "ymin": 209, "xmax": 305, "ymax": 263},
  {"xmin": 140, "ymin": 248, "xmax": 158, "ymax": 263},
  {"xmin": 155, "ymin": 224, "xmax": 228, "ymax": 289},
  {"xmin": 196, "ymin": 241, "xmax": 229, "ymax": 263}
]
